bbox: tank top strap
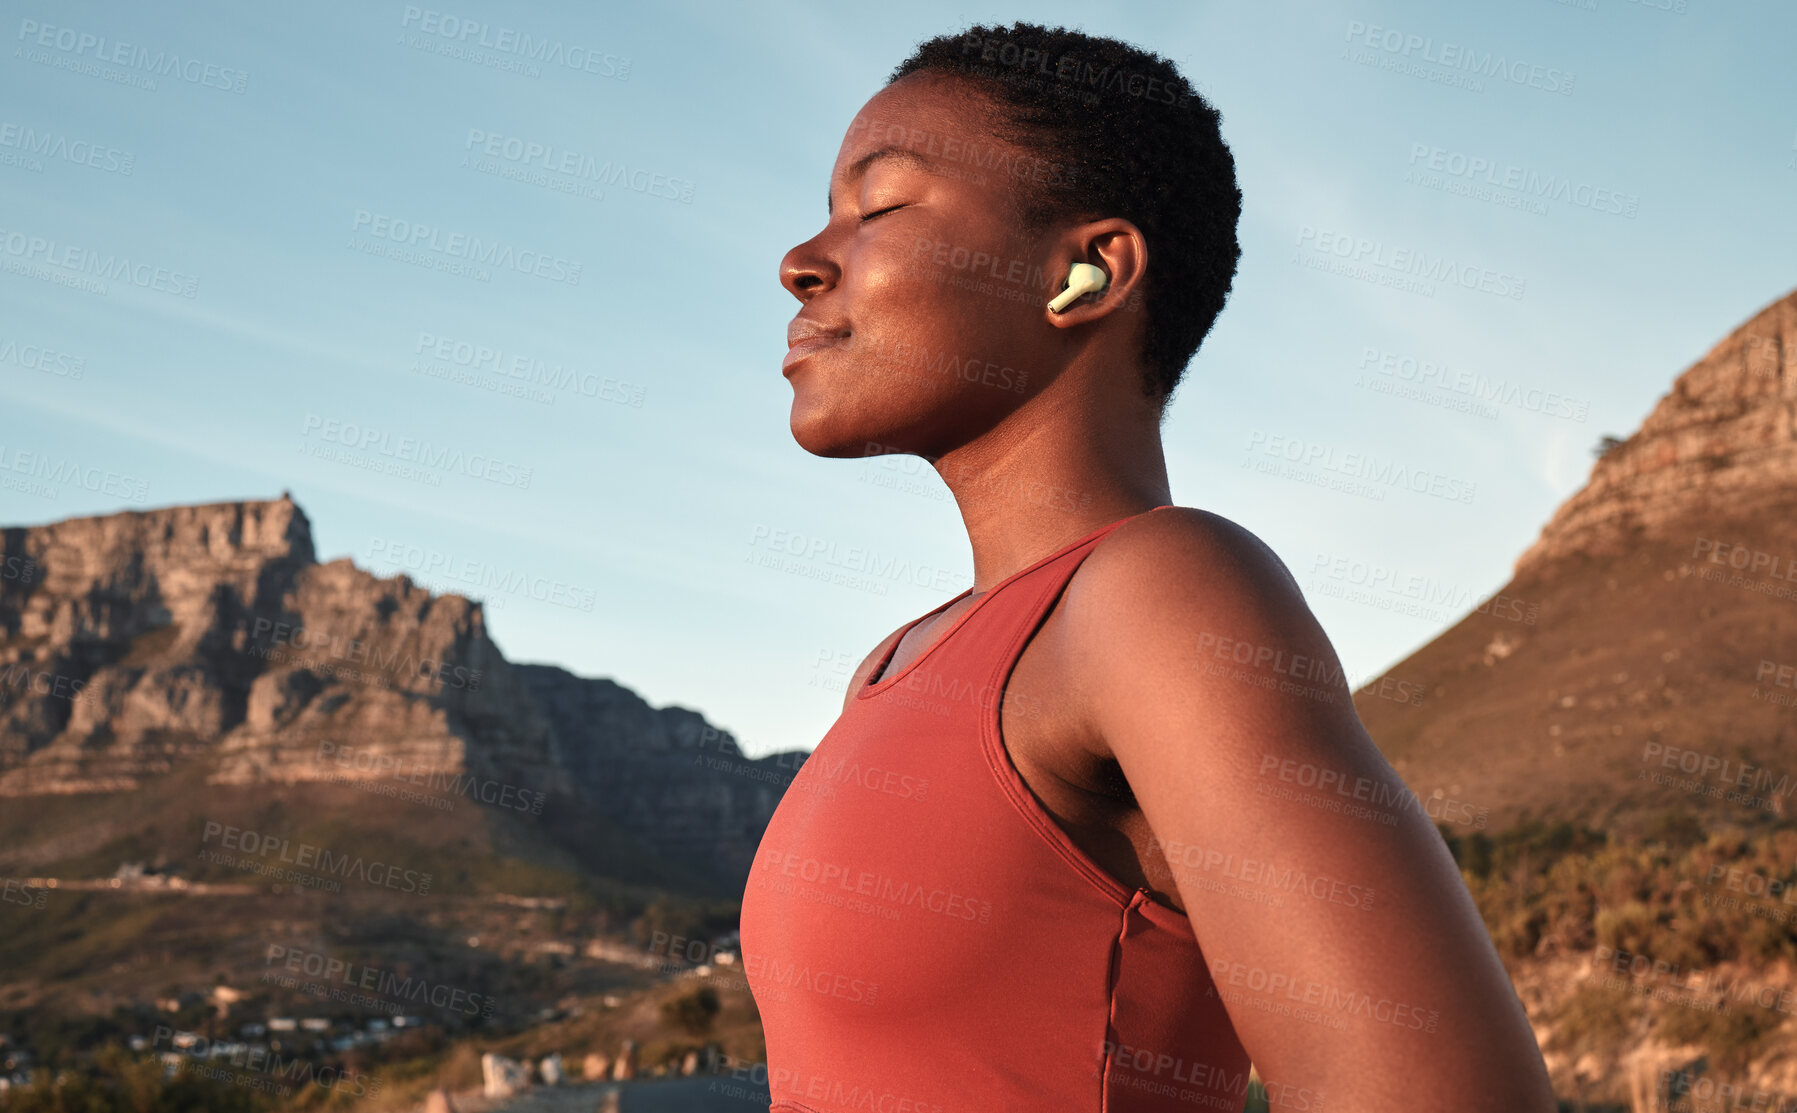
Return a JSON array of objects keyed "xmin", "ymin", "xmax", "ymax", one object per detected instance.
[
  {"xmin": 857, "ymin": 505, "xmax": 1175, "ymax": 702},
  {"xmin": 958, "ymin": 503, "xmax": 1173, "ymax": 688}
]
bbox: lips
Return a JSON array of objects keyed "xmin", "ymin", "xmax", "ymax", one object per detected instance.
[
  {"xmin": 782, "ymin": 335, "xmax": 844, "ymax": 373},
  {"xmin": 784, "ymin": 320, "xmax": 849, "ymax": 375}
]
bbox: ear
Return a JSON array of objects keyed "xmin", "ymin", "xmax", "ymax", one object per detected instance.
[{"xmin": 1042, "ymin": 218, "xmax": 1147, "ymax": 328}]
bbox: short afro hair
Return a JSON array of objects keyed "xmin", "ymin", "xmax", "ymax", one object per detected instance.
[{"xmin": 887, "ymin": 21, "xmax": 1242, "ymax": 406}]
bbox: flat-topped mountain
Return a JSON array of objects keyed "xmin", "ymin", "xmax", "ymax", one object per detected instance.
[{"xmin": 0, "ymin": 495, "xmax": 796, "ymax": 894}]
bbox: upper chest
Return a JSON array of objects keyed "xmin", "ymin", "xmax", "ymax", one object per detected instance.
[{"xmin": 870, "ymin": 594, "xmax": 1186, "ymax": 913}]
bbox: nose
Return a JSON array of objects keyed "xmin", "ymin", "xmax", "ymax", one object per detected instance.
[{"xmin": 780, "ymin": 236, "xmax": 837, "ymax": 302}]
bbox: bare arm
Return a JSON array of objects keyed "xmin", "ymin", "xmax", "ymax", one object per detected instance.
[{"xmin": 1061, "ymin": 508, "xmax": 1553, "ymax": 1112}]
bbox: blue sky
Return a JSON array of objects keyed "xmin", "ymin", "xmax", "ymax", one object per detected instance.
[{"xmin": 2, "ymin": 0, "xmax": 1791, "ymax": 760}]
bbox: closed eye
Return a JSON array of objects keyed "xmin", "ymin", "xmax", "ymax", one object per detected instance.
[{"xmin": 860, "ymin": 203, "xmax": 908, "ymax": 223}]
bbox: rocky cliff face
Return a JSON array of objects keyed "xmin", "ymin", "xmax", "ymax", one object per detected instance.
[
  {"xmin": 1514, "ymin": 288, "xmax": 1797, "ymax": 579},
  {"xmin": 0, "ymin": 495, "xmax": 797, "ymax": 889},
  {"xmin": 0, "ymin": 497, "xmax": 315, "ymax": 792},
  {"xmin": 517, "ymin": 665, "xmax": 795, "ymax": 891}
]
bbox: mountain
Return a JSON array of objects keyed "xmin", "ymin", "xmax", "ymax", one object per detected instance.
[
  {"xmin": 1352, "ymin": 286, "xmax": 1797, "ymax": 834},
  {"xmin": 0, "ymin": 495, "xmax": 798, "ymax": 895}
]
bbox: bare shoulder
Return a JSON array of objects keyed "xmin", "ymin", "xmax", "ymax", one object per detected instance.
[
  {"xmin": 1063, "ymin": 505, "xmax": 1309, "ymax": 636},
  {"xmin": 1054, "ymin": 505, "xmax": 1349, "ymax": 745}
]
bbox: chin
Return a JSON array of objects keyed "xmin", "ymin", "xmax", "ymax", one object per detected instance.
[
  {"xmin": 786, "ymin": 390, "xmax": 910, "ymax": 459},
  {"xmin": 788, "ymin": 408, "xmax": 876, "ymax": 459}
]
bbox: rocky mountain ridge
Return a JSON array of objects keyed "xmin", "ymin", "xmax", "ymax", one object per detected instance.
[
  {"xmin": 1513, "ymin": 287, "xmax": 1797, "ymax": 578},
  {"xmin": 0, "ymin": 495, "xmax": 793, "ymax": 890},
  {"xmin": 1355, "ymin": 286, "xmax": 1797, "ymax": 831}
]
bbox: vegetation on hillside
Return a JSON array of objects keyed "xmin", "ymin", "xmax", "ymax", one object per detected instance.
[{"xmin": 1443, "ymin": 817, "xmax": 1797, "ymax": 1072}]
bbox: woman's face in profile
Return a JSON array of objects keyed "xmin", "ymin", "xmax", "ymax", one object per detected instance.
[{"xmin": 779, "ymin": 73, "xmax": 1062, "ymax": 461}]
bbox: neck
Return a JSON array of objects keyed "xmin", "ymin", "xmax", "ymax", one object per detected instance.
[{"xmin": 933, "ymin": 373, "xmax": 1172, "ymax": 594}]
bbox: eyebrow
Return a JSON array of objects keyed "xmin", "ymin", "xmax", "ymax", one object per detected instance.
[{"xmin": 828, "ymin": 146, "xmax": 948, "ymax": 215}]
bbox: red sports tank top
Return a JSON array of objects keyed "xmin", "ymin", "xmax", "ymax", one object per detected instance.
[{"xmin": 738, "ymin": 505, "xmax": 1252, "ymax": 1112}]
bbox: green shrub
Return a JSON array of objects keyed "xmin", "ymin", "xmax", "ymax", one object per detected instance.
[
  {"xmin": 1653, "ymin": 998, "xmax": 1783, "ymax": 1074},
  {"xmin": 659, "ymin": 985, "xmax": 720, "ymax": 1037},
  {"xmin": 1549, "ymin": 984, "xmax": 1633, "ymax": 1054}
]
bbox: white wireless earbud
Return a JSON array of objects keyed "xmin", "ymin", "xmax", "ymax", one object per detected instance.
[{"xmin": 1047, "ymin": 262, "xmax": 1108, "ymax": 313}]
